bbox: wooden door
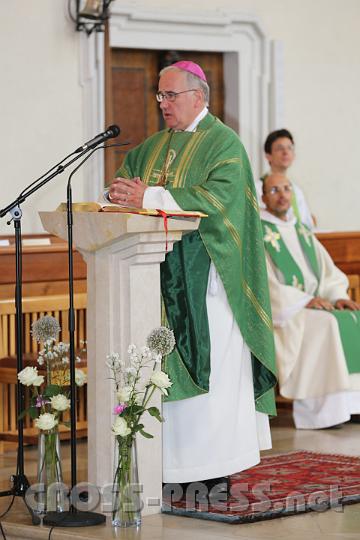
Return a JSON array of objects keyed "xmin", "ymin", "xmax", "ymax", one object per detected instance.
[{"xmin": 105, "ymin": 47, "xmax": 224, "ymax": 183}]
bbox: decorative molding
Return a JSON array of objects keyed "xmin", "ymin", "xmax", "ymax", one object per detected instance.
[
  {"xmin": 79, "ymin": 31, "xmax": 105, "ymax": 200},
  {"xmin": 270, "ymin": 40, "xmax": 285, "ymax": 130}
]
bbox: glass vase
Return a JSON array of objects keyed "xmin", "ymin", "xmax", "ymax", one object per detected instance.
[
  {"xmin": 112, "ymin": 435, "xmax": 142, "ymax": 527},
  {"xmin": 35, "ymin": 429, "xmax": 65, "ymax": 515}
]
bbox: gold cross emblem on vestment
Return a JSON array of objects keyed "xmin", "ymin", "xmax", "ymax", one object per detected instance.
[{"xmin": 154, "ymin": 149, "xmax": 177, "ymax": 186}]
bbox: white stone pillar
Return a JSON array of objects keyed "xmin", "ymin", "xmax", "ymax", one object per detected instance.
[{"xmin": 39, "ymin": 211, "xmax": 200, "ymax": 516}]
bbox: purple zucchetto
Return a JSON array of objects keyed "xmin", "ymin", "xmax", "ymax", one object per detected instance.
[{"xmin": 170, "ymin": 60, "xmax": 207, "ymax": 82}]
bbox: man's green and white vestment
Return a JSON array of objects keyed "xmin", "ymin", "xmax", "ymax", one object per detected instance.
[
  {"xmin": 261, "ymin": 209, "xmax": 360, "ymax": 429},
  {"xmin": 115, "ymin": 110, "xmax": 277, "ymax": 481}
]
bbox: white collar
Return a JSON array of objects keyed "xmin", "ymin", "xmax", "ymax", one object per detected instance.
[
  {"xmin": 184, "ymin": 107, "xmax": 208, "ymax": 132},
  {"xmin": 260, "ymin": 209, "xmax": 297, "ymax": 228}
]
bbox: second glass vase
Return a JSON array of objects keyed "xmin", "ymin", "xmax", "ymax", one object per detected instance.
[
  {"xmin": 112, "ymin": 436, "xmax": 142, "ymax": 527},
  {"xmin": 35, "ymin": 429, "xmax": 66, "ymax": 515}
]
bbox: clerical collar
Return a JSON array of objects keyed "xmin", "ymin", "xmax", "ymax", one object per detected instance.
[
  {"xmin": 260, "ymin": 209, "xmax": 297, "ymax": 227},
  {"xmin": 173, "ymin": 107, "xmax": 208, "ymax": 133}
]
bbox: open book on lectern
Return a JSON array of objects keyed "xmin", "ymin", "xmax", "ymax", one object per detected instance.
[{"xmin": 56, "ymin": 202, "xmax": 207, "ymax": 221}]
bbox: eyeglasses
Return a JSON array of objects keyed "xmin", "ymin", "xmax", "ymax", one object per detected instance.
[
  {"xmin": 264, "ymin": 185, "xmax": 293, "ymax": 195},
  {"xmin": 272, "ymin": 144, "xmax": 295, "ymax": 153},
  {"xmin": 156, "ymin": 89, "xmax": 197, "ymax": 102}
]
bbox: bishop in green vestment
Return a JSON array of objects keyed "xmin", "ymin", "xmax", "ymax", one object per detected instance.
[
  {"xmin": 106, "ymin": 61, "xmax": 277, "ymax": 485},
  {"xmin": 260, "ymin": 172, "xmax": 360, "ymax": 429}
]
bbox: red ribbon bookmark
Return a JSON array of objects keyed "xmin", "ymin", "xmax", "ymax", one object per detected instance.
[{"xmin": 156, "ymin": 209, "xmax": 169, "ymax": 252}]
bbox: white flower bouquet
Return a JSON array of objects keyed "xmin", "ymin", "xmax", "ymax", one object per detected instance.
[
  {"xmin": 17, "ymin": 315, "xmax": 88, "ymax": 514},
  {"xmin": 17, "ymin": 315, "xmax": 86, "ymax": 431},
  {"xmin": 108, "ymin": 326, "xmax": 175, "ymax": 527}
]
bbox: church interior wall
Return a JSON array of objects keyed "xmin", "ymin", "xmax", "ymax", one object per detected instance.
[
  {"xmin": 1, "ymin": 0, "xmax": 359, "ymax": 235},
  {"xmin": 0, "ymin": 1, "xmax": 84, "ymax": 236}
]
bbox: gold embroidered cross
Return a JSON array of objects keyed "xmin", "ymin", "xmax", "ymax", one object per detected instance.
[{"xmin": 152, "ymin": 169, "xmax": 176, "ymax": 186}]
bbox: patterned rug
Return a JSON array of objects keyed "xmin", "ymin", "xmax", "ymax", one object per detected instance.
[{"xmin": 162, "ymin": 451, "xmax": 360, "ymax": 523}]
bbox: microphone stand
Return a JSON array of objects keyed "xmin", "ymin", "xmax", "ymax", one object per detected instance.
[
  {"xmin": 0, "ymin": 141, "xmax": 126, "ymax": 527},
  {"xmin": 43, "ymin": 147, "xmax": 108, "ymax": 527},
  {"xmin": 0, "ymin": 148, "xmax": 89, "ymax": 526},
  {"xmin": 0, "ymin": 204, "xmax": 40, "ymax": 525}
]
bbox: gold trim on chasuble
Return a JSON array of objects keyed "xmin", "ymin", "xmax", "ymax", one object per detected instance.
[
  {"xmin": 246, "ymin": 185, "xmax": 259, "ymax": 211},
  {"xmin": 174, "ymin": 131, "xmax": 208, "ymax": 188},
  {"xmin": 143, "ymin": 132, "xmax": 170, "ymax": 185},
  {"xmin": 194, "ymin": 185, "xmax": 272, "ymax": 331},
  {"xmin": 145, "ymin": 130, "xmax": 209, "ymax": 188},
  {"xmin": 241, "ymin": 280, "xmax": 272, "ymax": 330}
]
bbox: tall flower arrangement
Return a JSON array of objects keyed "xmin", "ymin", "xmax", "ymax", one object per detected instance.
[
  {"xmin": 17, "ymin": 315, "xmax": 87, "ymax": 514},
  {"xmin": 108, "ymin": 326, "xmax": 175, "ymax": 527}
]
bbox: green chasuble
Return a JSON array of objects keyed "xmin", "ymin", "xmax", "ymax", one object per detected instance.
[
  {"xmin": 116, "ymin": 113, "xmax": 277, "ymax": 415},
  {"xmin": 262, "ymin": 219, "xmax": 360, "ymax": 374}
]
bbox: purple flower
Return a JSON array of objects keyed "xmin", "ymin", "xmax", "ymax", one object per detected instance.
[
  {"xmin": 35, "ymin": 395, "xmax": 51, "ymax": 408},
  {"xmin": 114, "ymin": 403, "xmax": 127, "ymax": 415}
]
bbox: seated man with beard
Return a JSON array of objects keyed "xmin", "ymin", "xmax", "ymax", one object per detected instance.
[{"xmin": 260, "ymin": 172, "xmax": 360, "ymax": 429}]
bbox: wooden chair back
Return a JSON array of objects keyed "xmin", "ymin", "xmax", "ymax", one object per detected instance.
[
  {"xmin": 0, "ymin": 293, "xmax": 87, "ymax": 358},
  {"xmin": 0, "ymin": 293, "xmax": 87, "ymax": 449},
  {"xmin": 348, "ymin": 274, "xmax": 360, "ymax": 303}
]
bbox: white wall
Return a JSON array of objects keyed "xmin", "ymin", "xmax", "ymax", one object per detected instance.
[
  {"xmin": 1, "ymin": 0, "xmax": 359, "ymax": 232},
  {"xmin": 0, "ymin": 1, "xmax": 84, "ymax": 235}
]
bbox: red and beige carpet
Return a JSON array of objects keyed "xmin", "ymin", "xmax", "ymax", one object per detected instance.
[{"xmin": 162, "ymin": 451, "xmax": 360, "ymax": 523}]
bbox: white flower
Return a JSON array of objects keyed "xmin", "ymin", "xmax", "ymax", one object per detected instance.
[
  {"xmin": 125, "ymin": 366, "xmax": 137, "ymax": 377},
  {"xmin": 35, "ymin": 413, "xmax": 58, "ymax": 431},
  {"xmin": 154, "ymin": 353, "xmax": 162, "ymax": 364},
  {"xmin": 127, "ymin": 344, "xmax": 137, "ymax": 355},
  {"xmin": 140, "ymin": 346, "xmax": 152, "ymax": 359},
  {"xmin": 106, "ymin": 352, "xmax": 122, "ymax": 370},
  {"xmin": 32, "ymin": 316, "xmax": 60, "ymax": 342},
  {"xmin": 17, "ymin": 366, "xmax": 44, "ymax": 387},
  {"xmin": 75, "ymin": 368, "xmax": 87, "ymax": 387},
  {"xmin": 37, "ymin": 356, "xmax": 45, "ymax": 366},
  {"xmin": 150, "ymin": 370, "xmax": 172, "ymax": 395},
  {"xmin": 129, "ymin": 352, "xmax": 141, "ymax": 366},
  {"xmin": 117, "ymin": 386, "xmax": 132, "ymax": 403},
  {"xmin": 147, "ymin": 327, "xmax": 176, "ymax": 356},
  {"xmin": 112, "ymin": 416, "xmax": 131, "ymax": 437},
  {"xmin": 57, "ymin": 342, "xmax": 70, "ymax": 354},
  {"xmin": 50, "ymin": 394, "xmax": 70, "ymax": 411}
]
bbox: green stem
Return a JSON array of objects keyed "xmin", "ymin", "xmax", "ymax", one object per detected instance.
[
  {"xmin": 41, "ymin": 430, "xmax": 62, "ymax": 512},
  {"xmin": 113, "ymin": 436, "xmax": 138, "ymax": 524}
]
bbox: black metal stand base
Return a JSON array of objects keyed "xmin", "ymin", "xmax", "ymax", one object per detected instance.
[
  {"xmin": 0, "ymin": 473, "xmax": 41, "ymax": 525},
  {"xmin": 43, "ymin": 510, "xmax": 106, "ymax": 527}
]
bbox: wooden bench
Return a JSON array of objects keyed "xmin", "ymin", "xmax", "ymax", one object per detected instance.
[
  {"xmin": 0, "ymin": 293, "xmax": 87, "ymax": 450},
  {"xmin": 0, "ymin": 234, "xmax": 86, "ymax": 300},
  {"xmin": 348, "ymin": 274, "xmax": 360, "ymax": 303}
]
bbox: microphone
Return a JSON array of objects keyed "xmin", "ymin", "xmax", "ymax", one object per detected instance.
[{"xmin": 75, "ymin": 125, "xmax": 120, "ymax": 153}]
